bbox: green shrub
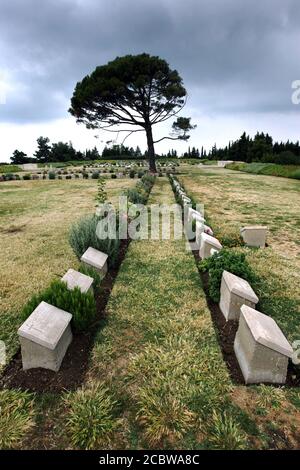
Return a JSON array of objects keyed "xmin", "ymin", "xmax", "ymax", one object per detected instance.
[
  {"xmin": 75, "ymin": 173, "xmax": 80, "ymax": 178},
  {"xmin": 21, "ymin": 279, "xmax": 96, "ymax": 331},
  {"xmin": 58, "ymin": 175, "xmax": 62, "ymax": 180},
  {"xmin": 291, "ymin": 169, "xmax": 300, "ymax": 180},
  {"xmin": 83, "ymin": 172, "xmax": 89, "ymax": 179},
  {"xmin": 66, "ymin": 175, "xmax": 72, "ymax": 180},
  {"xmin": 218, "ymin": 232, "xmax": 244, "ymax": 248},
  {"xmin": 111, "ymin": 173, "xmax": 117, "ymax": 179},
  {"xmin": 92, "ymin": 172, "xmax": 99, "ymax": 179},
  {"xmin": 129, "ymin": 169, "xmax": 135, "ymax": 178},
  {"xmin": 23, "ymin": 174, "xmax": 31, "ymax": 180},
  {"xmin": 199, "ymin": 249, "xmax": 258, "ymax": 302},
  {"xmin": 48, "ymin": 172, "xmax": 56, "ymax": 180},
  {"xmin": 79, "ymin": 264, "xmax": 103, "ymax": 294},
  {"xmin": 141, "ymin": 174, "xmax": 155, "ymax": 186},
  {"xmin": 137, "ymin": 170, "xmax": 144, "ymax": 178},
  {"xmin": 125, "ymin": 174, "xmax": 155, "ymax": 204},
  {"xmin": 69, "ymin": 214, "xmax": 120, "ymax": 267},
  {"xmin": 126, "ymin": 187, "xmax": 147, "ymax": 204}
]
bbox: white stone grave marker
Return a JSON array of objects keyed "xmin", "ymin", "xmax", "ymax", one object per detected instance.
[
  {"xmin": 219, "ymin": 270, "xmax": 258, "ymax": 321},
  {"xmin": 18, "ymin": 301, "xmax": 72, "ymax": 372},
  {"xmin": 234, "ymin": 305, "xmax": 293, "ymax": 384}
]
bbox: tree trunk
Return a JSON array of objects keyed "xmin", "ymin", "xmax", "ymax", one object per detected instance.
[{"xmin": 145, "ymin": 125, "xmax": 157, "ymax": 173}]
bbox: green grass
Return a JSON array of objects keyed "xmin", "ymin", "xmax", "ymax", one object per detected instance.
[
  {"xmin": 0, "ymin": 164, "xmax": 22, "ymax": 173},
  {"xmin": 0, "ymin": 178, "xmax": 136, "ymax": 363},
  {"xmin": 64, "ymin": 382, "xmax": 120, "ymax": 449},
  {"xmin": 0, "ymin": 390, "xmax": 35, "ymax": 449},
  {"xmin": 176, "ymin": 165, "xmax": 300, "ymax": 443},
  {"xmin": 1, "ymin": 174, "xmax": 300, "ymax": 449},
  {"xmin": 227, "ymin": 162, "xmax": 300, "ymax": 179},
  {"xmin": 69, "ymin": 178, "xmax": 250, "ymax": 449}
]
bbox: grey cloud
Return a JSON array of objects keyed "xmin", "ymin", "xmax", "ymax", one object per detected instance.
[{"xmin": 0, "ymin": 0, "xmax": 300, "ymax": 124}]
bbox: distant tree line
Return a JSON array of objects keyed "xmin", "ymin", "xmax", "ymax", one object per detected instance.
[
  {"xmin": 182, "ymin": 146, "xmax": 208, "ymax": 159},
  {"xmin": 9, "ymin": 132, "xmax": 300, "ymax": 166},
  {"xmin": 207, "ymin": 132, "xmax": 300, "ymax": 165},
  {"xmin": 9, "ymin": 137, "xmax": 183, "ymax": 164}
]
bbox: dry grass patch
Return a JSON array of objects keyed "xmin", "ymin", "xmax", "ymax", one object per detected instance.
[
  {"xmin": 0, "ymin": 178, "xmax": 135, "ymax": 361},
  {"xmin": 0, "ymin": 389, "xmax": 35, "ymax": 449}
]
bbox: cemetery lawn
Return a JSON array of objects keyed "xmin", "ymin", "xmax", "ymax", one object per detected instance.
[
  {"xmin": 1, "ymin": 175, "xmax": 300, "ymax": 450},
  {"xmin": 5, "ymin": 177, "xmax": 299, "ymax": 450},
  {"xmin": 178, "ymin": 165, "xmax": 300, "ymax": 340},
  {"xmin": 0, "ymin": 178, "xmax": 136, "ymax": 362}
]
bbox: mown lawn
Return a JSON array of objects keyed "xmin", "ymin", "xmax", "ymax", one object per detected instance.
[
  {"xmin": 178, "ymin": 166, "xmax": 300, "ymax": 340},
  {"xmin": 226, "ymin": 162, "xmax": 300, "ymax": 180},
  {"xmin": 0, "ymin": 178, "xmax": 136, "ymax": 361},
  {"xmin": 1, "ymin": 176, "xmax": 300, "ymax": 450}
]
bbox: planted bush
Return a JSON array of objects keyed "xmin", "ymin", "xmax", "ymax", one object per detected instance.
[
  {"xmin": 129, "ymin": 169, "xmax": 135, "ymax": 178},
  {"xmin": 79, "ymin": 264, "xmax": 103, "ymax": 295},
  {"xmin": 48, "ymin": 172, "xmax": 56, "ymax": 180},
  {"xmin": 23, "ymin": 174, "xmax": 31, "ymax": 180},
  {"xmin": 111, "ymin": 173, "xmax": 117, "ymax": 179},
  {"xmin": 5, "ymin": 173, "xmax": 14, "ymax": 181},
  {"xmin": 92, "ymin": 172, "xmax": 100, "ymax": 179},
  {"xmin": 69, "ymin": 214, "xmax": 120, "ymax": 267},
  {"xmin": 199, "ymin": 249, "xmax": 258, "ymax": 302},
  {"xmin": 21, "ymin": 279, "xmax": 96, "ymax": 331},
  {"xmin": 126, "ymin": 174, "xmax": 155, "ymax": 205}
]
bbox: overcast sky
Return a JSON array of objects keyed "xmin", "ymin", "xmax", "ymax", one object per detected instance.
[{"xmin": 0, "ymin": 0, "xmax": 300, "ymax": 161}]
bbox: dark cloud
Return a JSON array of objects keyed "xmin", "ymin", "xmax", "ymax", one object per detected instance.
[{"xmin": 0, "ymin": 0, "xmax": 300, "ymax": 124}]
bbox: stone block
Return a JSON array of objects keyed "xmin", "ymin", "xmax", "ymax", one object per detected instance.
[
  {"xmin": 240, "ymin": 226, "xmax": 268, "ymax": 248},
  {"xmin": 62, "ymin": 268, "xmax": 94, "ymax": 294},
  {"xmin": 199, "ymin": 232, "xmax": 222, "ymax": 259},
  {"xmin": 219, "ymin": 270, "xmax": 259, "ymax": 321},
  {"xmin": 188, "ymin": 208, "xmax": 205, "ymax": 224},
  {"xmin": 195, "ymin": 220, "xmax": 204, "ymax": 246},
  {"xmin": 182, "ymin": 195, "xmax": 191, "ymax": 204},
  {"xmin": 18, "ymin": 301, "xmax": 72, "ymax": 372},
  {"xmin": 204, "ymin": 225, "xmax": 214, "ymax": 236},
  {"xmin": 234, "ymin": 305, "xmax": 293, "ymax": 384},
  {"xmin": 80, "ymin": 247, "xmax": 108, "ymax": 275}
]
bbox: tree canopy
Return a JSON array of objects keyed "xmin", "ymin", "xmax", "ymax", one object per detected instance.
[{"xmin": 69, "ymin": 53, "xmax": 195, "ymax": 171}]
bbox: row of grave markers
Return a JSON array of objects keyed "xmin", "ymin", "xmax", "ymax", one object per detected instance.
[
  {"xmin": 18, "ymin": 246, "xmax": 109, "ymax": 372},
  {"xmin": 169, "ymin": 174, "xmax": 293, "ymax": 385}
]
